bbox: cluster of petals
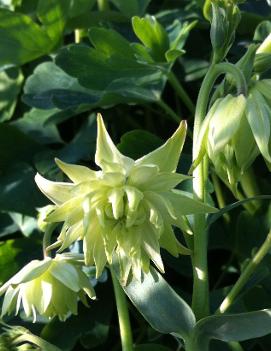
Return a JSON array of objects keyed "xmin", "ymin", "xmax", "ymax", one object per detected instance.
[
  {"xmin": 35, "ymin": 114, "xmax": 216, "ymax": 283},
  {"xmin": 0, "ymin": 254, "xmax": 95, "ymax": 321}
]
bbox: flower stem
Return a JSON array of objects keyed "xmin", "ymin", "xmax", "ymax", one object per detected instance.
[
  {"xmin": 42, "ymin": 224, "xmax": 57, "ymax": 258},
  {"xmin": 192, "ymin": 62, "xmax": 247, "ymax": 320},
  {"xmin": 97, "ymin": 0, "xmax": 109, "ymax": 11},
  {"xmin": 157, "ymin": 99, "xmax": 181, "ymax": 123},
  {"xmin": 74, "ymin": 29, "xmax": 82, "ymax": 43},
  {"xmin": 217, "ymin": 229, "xmax": 271, "ymax": 314},
  {"xmin": 240, "ymin": 167, "xmax": 261, "ymax": 210},
  {"xmin": 110, "ymin": 268, "xmax": 133, "ymax": 351},
  {"xmin": 167, "ymin": 72, "xmax": 196, "ymax": 114}
]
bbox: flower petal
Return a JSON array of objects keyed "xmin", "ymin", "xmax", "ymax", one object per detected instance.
[
  {"xmin": 35, "ymin": 173, "xmax": 74, "ymax": 205},
  {"xmin": 135, "ymin": 120, "xmax": 187, "ymax": 172},
  {"xmin": 55, "ymin": 158, "xmax": 98, "ymax": 183},
  {"xmin": 95, "ymin": 113, "xmax": 134, "ymax": 173}
]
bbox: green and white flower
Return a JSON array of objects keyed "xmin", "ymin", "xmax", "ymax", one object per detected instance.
[
  {"xmin": 194, "ymin": 85, "xmax": 271, "ymax": 185},
  {"xmin": 35, "ymin": 114, "xmax": 217, "ymax": 283},
  {"xmin": 0, "ymin": 255, "xmax": 95, "ymax": 321}
]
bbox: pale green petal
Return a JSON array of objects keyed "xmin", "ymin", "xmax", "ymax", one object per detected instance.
[
  {"xmin": 232, "ymin": 114, "xmax": 259, "ymax": 171},
  {"xmin": 77, "ymin": 270, "xmax": 96, "ymax": 299},
  {"xmin": 108, "ymin": 188, "xmax": 124, "ymax": 219},
  {"xmin": 163, "ymin": 189, "xmax": 217, "ymax": 215},
  {"xmin": 135, "ymin": 120, "xmax": 187, "ymax": 172},
  {"xmin": 46, "ymin": 196, "xmax": 84, "ymax": 222},
  {"xmin": 0, "ymin": 259, "xmax": 52, "ymax": 293},
  {"xmin": 159, "ymin": 224, "xmax": 179, "ymax": 257},
  {"xmin": 49, "ymin": 260, "xmax": 81, "ymax": 292},
  {"xmin": 95, "ymin": 113, "xmax": 134, "ymax": 173},
  {"xmin": 41, "ymin": 279, "xmax": 53, "ymax": 313},
  {"xmin": 128, "ymin": 164, "xmax": 158, "ymax": 186},
  {"xmin": 117, "ymin": 250, "xmax": 132, "ymax": 285},
  {"xmin": 246, "ymin": 90, "xmax": 271, "ymax": 162},
  {"xmin": 58, "ymin": 223, "xmax": 84, "ymax": 252},
  {"xmin": 55, "ymin": 158, "xmax": 98, "ymax": 183},
  {"xmin": 124, "ymin": 186, "xmax": 143, "ymax": 213},
  {"xmin": 62, "ymin": 286, "xmax": 78, "ymax": 315},
  {"xmin": 142, "ymin": 225, "xmax": 164, "ymax": 273},
  {"xmin": 143, "ymin": 172, "xmax": 190, "ymax": 191},
  {"xmin": 21, "ymin": 284, "xmax": 32, "ymax": 317},
  {"xmin": 103, "ymin": 224, "xmax": 118, "ymax": 263},
  {"xmin": 1, "ymin": 286, "xmax": 19, "ymax": 316},
  {"xmin": 144, "ymin": 191, "xmax": 177, "ymax": 220},
  {"xmin": 208, "ymin": 94, "xmax": 246, "ymax": 155},
  {"xmin": 35, "ymin": 173, "xmax": 74, "ymax": 205},
  {"xmin": 93, "ymin": 235, "xmax": 107, "ymax": 278}
]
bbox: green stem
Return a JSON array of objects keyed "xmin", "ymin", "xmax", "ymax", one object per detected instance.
[
  {"xmin": 42, "ymin": 224, "xmax": 57, "ymax": 258},
  {"xmin": 211, "ymin": 171, "xmax": 230, "ymax": 223},
  {"xmin": 74, "ymin": 29, "xmax": 82, "ymax": 43},
  {"xmin": 97, "ymin": 0, "xmax": 109, "ymax": 11},
  {"xmin": 240, "ymin": 167, "xmax": 261, "ymax": 210},
  {"xmin": 217, "ymin": 229, "xmax": 271, "ymax": 314},
  {"xmin": 157, "ymin": 99, "xmax": 181, "ymax": 123},
  {"xmin": 110, "ymin": 268, "xmax": 133, "ymax": 351},
  {"xmin": 192, "ymin": 62, "xmax": 247, "ymax": 320},
  {"xmin": 168, "ymin": 72, "xmax": 196, "ymax": 114}
]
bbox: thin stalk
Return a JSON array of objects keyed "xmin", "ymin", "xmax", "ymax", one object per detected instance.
[
  {"xmin": 97, "ymin": 0, "xmax": 109, "ymax": 11},
  {"xmin": 157, "ymin": 99, "xmax": 181, "ymax": 123},
  {"xmin": 192, "ymin": 62, "xmax": 247, "ymax": 320},
  {"xmin": 240, "ymin": 167, "xmax": 261, "ymax": 210},
  {"xmin": 211, "ymin": 171, "xmax": 230, "ymax": 223},
  {"xmin": 42, "ymin": 224, "xmax": 57, "ymax": 258},
  {"xmin": 168, "ymin": 72, "xmax": 196, "ymax": 114},
  {"xmin": 217, "ymin": 230, "xmax": 271, "ymax": 314},
  {"xmin": 74, "ymin": 29, "xmax": 82, "ymax": 43},
  {"xmin": 110, "ymin": 268, "xmax": 133, "ymax": 351}
]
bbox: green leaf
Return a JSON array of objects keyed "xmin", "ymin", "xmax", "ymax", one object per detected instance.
[
  {"xmin": 207, "ymin": 195, "xmax": 271, "ymax": 227},
  {"xmin": 118, "ymin": 130, "xmax": 163, "ymax": 159},
  {"xmin": 12, "ymin": 108, "xmax": 62, "ymax": 145},
  {"xmin": 0, "ymin": 238, "xmax": 42, "ymax": 286},
  {"xmin": 0, "ymin": 68, "xmax": 23, "ymax": 122},
  {"xmin": 132, "ymin": 16, "xmax": 169, "ymax": 62},
  {"xmin": 0, "ymin": 8, "xmax": 52, "ymax": 69},
  {"xmin": 0, "ymin": 163, "xmax": 46, "ymax": 216},
  {"xmin": 8, "ymin": 212, "xmax": 37, "ymax": 237},
  {"xmin": 115, "ymin": 265, "xmax": 196, "ymax": 341},
  {"xmin": 37, "ymin": 0, "xmax": 70, "ymax": 44},
  {"xmin": 67, "ymin": 0, "xmax": 95, "ymax": 18},
  {"xmin": 55, "ymin": 39, "xmax": 166, "ymax": 101},
  {"xmin": 0, "ymin": 123, "xmax": 44, "ymax": 169},
  {"xmin": 23, "ymin": 62, "xmax": 95, "ymax": 110},
  {"xmin": 111, "ymin": 0, "xmax": 151, "ymax": 17},
  {"xmin": 193, "ymin": 310, "xmax": 271, "ymax": 345}
]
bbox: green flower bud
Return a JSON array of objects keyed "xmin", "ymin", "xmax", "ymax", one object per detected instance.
[
  {"xmin": 194, "ymin": 94, "xmax": 254, "ymax": 184},
  {"xmin": 207, "ymin": 0, "xmax": 241, "ymax": 63},
  {"xmin": 35, "ymin": 114, "xmax": 217, "ymax": 283},
  {"xmin": 0, "ymin": 255, "xmax": 95, "ymax": 322},
  {"xmin": 0, "ymin": 324, "xmax": 61, "ymax": 351}
]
